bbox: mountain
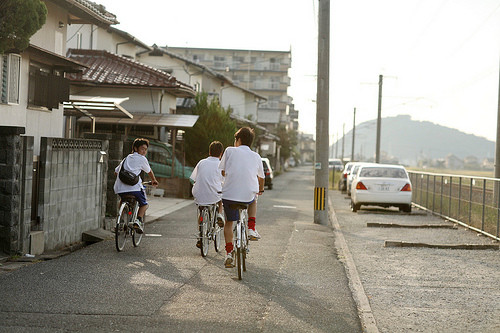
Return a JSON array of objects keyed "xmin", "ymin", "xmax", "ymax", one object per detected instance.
[{"xmin": 332, "ymin": 114, "xmax": 495, "ymax": 166}]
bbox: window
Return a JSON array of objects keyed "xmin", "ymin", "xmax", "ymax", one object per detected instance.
[
  {"xmin": 1, "ymin": 54, "xmax": 21, "ymax": 104},
  {"xmin": 28, "ymin": 61, "xmax": 69, "ymax": 110}
]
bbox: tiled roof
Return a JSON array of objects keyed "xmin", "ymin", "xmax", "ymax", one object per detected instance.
[
  {"xmin": 53, "ymin": 0, "xmax": 119, "ymax": 25},
  {"xmin": 66, "ymin": 49, "xmax": 195, "ymax": 97}
]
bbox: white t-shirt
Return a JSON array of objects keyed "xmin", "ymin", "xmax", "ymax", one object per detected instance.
[
  {"xmin": 113, "ymin": 152, "xmax": 151, "ymax": 194},
  {"xmin": 190, "ymin": 156, "xmax": 224, "ymax": 205},
  {"xmin": 219, "ymin": 145, "xmax": 264, "ymax": 202}
]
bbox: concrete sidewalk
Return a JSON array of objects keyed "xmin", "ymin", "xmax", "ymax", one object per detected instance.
[{"xmin": 0, "ymin": 195, "xmax": 194, "ymax": 273}]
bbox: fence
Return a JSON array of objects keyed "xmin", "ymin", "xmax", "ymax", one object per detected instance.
[{"xmin": 408, "ymin": 171, "xmax": 500, "ymax": 241}]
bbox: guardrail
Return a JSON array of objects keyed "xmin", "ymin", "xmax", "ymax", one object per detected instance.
[{"xmin": 408, "ymin": 171, "xmax": 500, "ymax": 241}]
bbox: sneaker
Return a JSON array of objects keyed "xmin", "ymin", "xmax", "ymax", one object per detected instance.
[
  {"xmin": 216, "ymin": 213, "xmax": 225, "ymax": 227},
  {"xmin": 248, "ymin": 228, "xmax": 261, "ymax": 241},
  {"xmin": 196, "ymin": 239, "xmax": 202, "ymax": 249},
  {"xmin": 133, "ymin": 220, "xmax": 144, "ymax": 234},
  {"xmin": 224, "ymin": 252, "xmax": 234, "ymax": 268}
]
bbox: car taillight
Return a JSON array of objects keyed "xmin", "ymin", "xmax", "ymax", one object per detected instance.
[
  {"xmin": 401, "ymin": 183, "xmax": 412, "ymax": 192},
  {"xmin": 356, "ymin": 182, "xmax": 367, "ymax": 190}
]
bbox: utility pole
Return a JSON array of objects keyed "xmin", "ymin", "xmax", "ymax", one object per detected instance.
[
  {"xmin": 351, "ymin": 107, "xmax": 356, "ymax": 162},
  {"xmin": 494, "ymin": 57, "xmax": 500, "ymax": 205},
  {"xmin": 375, "ymin": 74, "xmax": 383, "ymax": 163},
  {"xmin": 335, "ymin": 131, "xmax": 338, "ymax": 158},
  {"xmin": 341, "ymin": 123, "xmax": 345, "ymax": 162},
  {"xmin": 314, "ymin": 0, "xmax": 330, "ymax": 225}
]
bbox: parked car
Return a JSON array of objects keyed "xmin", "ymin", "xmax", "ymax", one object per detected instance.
[
  {"xmin": 338, "ymin": 162, "xmax": 355, "ymax": 192},
  {"xmin": 262, "ymin": 157, "xmax": 273, "ymax": 190},
  {"xmin": 350, "ymin": 164, "xmax": 412, "ymax": 213},
  {"xmin": 328, "ymin": 158, "xmax": 343, "ymax": 171},
  {"xmin": 347, "ymin": 162, "xmax": 374, "ymax": 196}
]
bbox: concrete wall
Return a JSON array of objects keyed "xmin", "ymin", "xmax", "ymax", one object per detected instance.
[
  {"xmin": 37, "ymin": 137, "xmax": 108, "ymax": 251},
  {"xmin": 0, "ymin": 127, "xmax": 33, "ymax": 255}
]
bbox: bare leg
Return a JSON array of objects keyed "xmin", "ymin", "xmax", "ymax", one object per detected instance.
[
  {"xmin": 248, "ymin": 200, "xmax": 257, "ymax": 218},
  {"xmin": 137, "ymin": 204, "xmax": 148, "ymax": 219},
  {"xmin": 224, "ymin": 220, "xmax": 233, "ymax": 250}
]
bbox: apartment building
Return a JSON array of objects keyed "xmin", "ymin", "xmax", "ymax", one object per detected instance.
[{"xmin": 167, "ymin": 47, "xmax": 295, "ymax": 132}]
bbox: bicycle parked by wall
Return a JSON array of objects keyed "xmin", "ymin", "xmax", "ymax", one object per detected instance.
[
  {"xmin": 230, "ymin": 202, "xmax": 249, "ymax": 280},
  {"xmin": 115, "ymin": 182, "xmax": 151, "ymax": 252},
  {"xmin": 197, "ymin": 203, "xmax": 222, "ymax": 257}
]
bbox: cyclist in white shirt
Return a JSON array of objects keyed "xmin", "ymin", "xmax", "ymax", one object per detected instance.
[
  {"xmin": 219, "ymin": 127, "xmax": 265, "ymax": 268},
  {"xmin": 114, "ymin": 138, "xmax": 159, "ymax": 233},
  {"xmin": 190, "ymin": 141, "xmax": 226, "ymax": 249}
]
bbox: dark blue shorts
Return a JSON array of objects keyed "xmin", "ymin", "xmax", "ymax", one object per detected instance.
[
  {"xmin": 119, "ymin": 189, "xmax": 148, "ymax": 207},
  {"xmin": 222, "ymin": 198, "xmax": 255, "ymax": 222}
]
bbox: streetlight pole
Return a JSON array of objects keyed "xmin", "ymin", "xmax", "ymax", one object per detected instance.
[
  {"xmin": 375, "ymin": 74, "xmax": 383, "ymax": 163},
  {"xmin": 314, "ymin": 0, "xmax": 330, "ymax": 225},
  {"xmin": 351, "ymin": 107, "xmax": 356, "ymax": 161}
]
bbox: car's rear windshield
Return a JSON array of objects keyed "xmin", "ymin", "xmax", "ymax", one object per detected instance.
[{"xmin": 359, "ymin": 167, "xmax": 407, "ymax": 178}]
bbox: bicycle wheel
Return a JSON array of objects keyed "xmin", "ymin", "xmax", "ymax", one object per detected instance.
[
  {"xmin": 213, "ymin": 223, "xmax": 222, "ymax": 252},
  {"xmin": 115, "ymin": 203, "xmax": 130, "ymax": 251},
  {"xmin": 240, "ymin": 222, "xmax": 247, "ymax": 272},
  {"xmin": 200, "ymin": 208, "xmax": 209, "ymax": 257},
  {"xmin": 236, "ymin": 247, "xmax": 242, "ymax": 280},
  {"xmin": 132, "ymin": 214, "xmax": 144, "ymax": 247}
]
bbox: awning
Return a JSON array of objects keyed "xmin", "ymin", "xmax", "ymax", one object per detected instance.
[
  {"xmin": 77, "ymin": 113, "xmax": 199, "ymax": 129},
  {"xmin": 63, "ymin": 95, "xmax": 133, "ymax": 119}
]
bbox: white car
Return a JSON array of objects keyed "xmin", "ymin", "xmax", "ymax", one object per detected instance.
[
  {"xmin": 347, "ymin": 162, "xmax": 368, "ymax": 196},
  {"xmin": 350, "ymin": 164, "xmax": 412, "ymax": 213}
]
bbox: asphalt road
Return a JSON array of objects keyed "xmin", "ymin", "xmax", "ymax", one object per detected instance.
[{"xmin": 0, "ymin": 166, "xmax": 361, "ymax": 332}]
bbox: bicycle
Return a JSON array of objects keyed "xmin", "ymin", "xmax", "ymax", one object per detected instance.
[
  {"xmin": 115, "ymin": 182, "xmax": 151, "ymax": 252},
  {"xmin": 197, "ymin": 203, "xmax": 222, "ymax": 257},
  {"xmin": 230, "ymin": 202, "xmax": 249, "ymax": 280}
]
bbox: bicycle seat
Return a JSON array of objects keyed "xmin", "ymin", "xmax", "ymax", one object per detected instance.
[
  {"xmin": 229, "ymin": 203, "xmax": 248, "ymax": 210},
  {"xmin": 120, "ymin": 195, "xmax": 137, "ymax": 203}
]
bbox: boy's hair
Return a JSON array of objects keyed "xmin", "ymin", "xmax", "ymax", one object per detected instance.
[
  {"xmin": 132, "ymin": 138, "xmax": 150, "ymax": 152},
  {"xmin": 209, "ymin": 141, "xmax": 224, "ymax": 157},
  {"xmin": 234, "ymin": 127, "xmax": 255, "ymax": 147}
]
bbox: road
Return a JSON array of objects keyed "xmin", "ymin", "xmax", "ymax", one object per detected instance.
[{"xmin": 0, "ymin": 166, "xmax": 362, "ymax": 332}]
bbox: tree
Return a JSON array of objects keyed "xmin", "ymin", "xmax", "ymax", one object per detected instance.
[
  {"xmin": 0, "ymin": 0, "xmax": 47, "ymax": 54},
  {"xmin": 276, "ymin": 124, "xmax": 298, "ymax": 162},
  {"xmin": 184, "ymin": 93, "xmax": 238, "ymax": 166}
]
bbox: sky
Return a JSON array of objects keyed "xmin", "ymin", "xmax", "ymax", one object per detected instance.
[{"xmin": 92, "ymin": 0, "xmax": 500, "ymax": 142}]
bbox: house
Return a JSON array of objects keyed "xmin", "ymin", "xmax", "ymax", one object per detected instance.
[
  {"xmin": 166, "ymin": 46, "xmax": 294, "ymax": 132},
  {"xmin": 136, "ymin": 45, "xmax": 267, "ymax": 123},
  {"xmin": 0, "ymin": 0, "xmax": 128, "ymax": 255},
  {"xmin": 0, "ymin": 0, "xmax": 118, "ymax": 154}
]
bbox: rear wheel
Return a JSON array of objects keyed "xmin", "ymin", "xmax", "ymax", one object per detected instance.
[
  {"xmin": 400, "ymin": 204, "xmax": 412, "ymax": 213},
  {"xmin": 214, "ymin": 224, "xmax": 222, "ymax": 252},
  {"xmin": 241, "ymin": 224, "xmax": 247, "ymax": 272},
  {"xmin": 115, "ymin": 204, "xmax": 130, "ymax": 251},
  {"xmin": 200, "ymin": 209, "xmax": 209, "ymax": 257},
  {"xmin": 132, "ymin": 215, "xmax": 144, "ymax": 247},
  {"xmin": 351, "ymin": 201, "xmax": 360, "ymax": 213},
  {"xmin": 236, "ymin": 247, "xmax": 242, "ymax": 280}
]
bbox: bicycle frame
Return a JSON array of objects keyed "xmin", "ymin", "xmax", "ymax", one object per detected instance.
[{"xmin": 197, "ymin": 203, "xmax": 222, "ymax": 256}]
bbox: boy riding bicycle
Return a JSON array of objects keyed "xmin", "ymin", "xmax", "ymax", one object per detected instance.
[
  {"xmin": 113, "ymin": 138, "xmax": 159, "ymax": 234},
  {"xmin": 190, "ymin": 141, "xmax": 226, "ymax": 249},
  {"xmin": 219, "ymin": 127, "xmax": 265, "ymax": 268}
]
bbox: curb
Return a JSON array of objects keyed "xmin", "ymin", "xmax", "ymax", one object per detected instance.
[{"xmin": 329, "ymin": 200, "xmax": 380, "ymax": 333}]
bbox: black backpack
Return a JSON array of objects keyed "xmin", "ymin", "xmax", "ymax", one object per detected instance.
[{"xmin": 118, "ymin": 156, "xmax": 139, "ymax": 186}]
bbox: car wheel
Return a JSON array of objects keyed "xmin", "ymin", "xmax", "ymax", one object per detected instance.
[
  {"xmin": 351, "ymin": 201, "xmax": 360, "ymax": 212},
  {"xmin": 399, "ymin": 204, "xmax": 411, "ymax": 213}
]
